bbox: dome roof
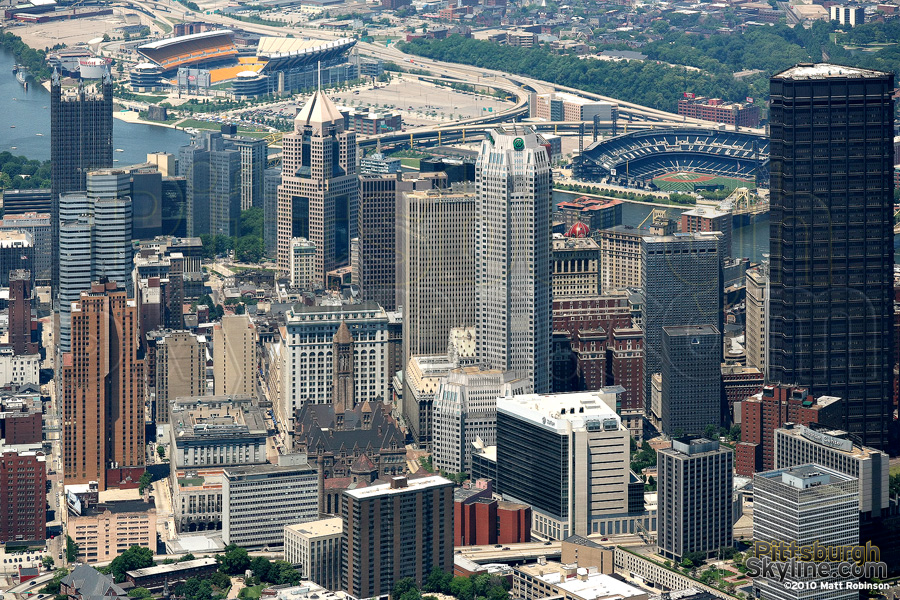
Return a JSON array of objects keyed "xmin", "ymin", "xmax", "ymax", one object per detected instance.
[{"xmin": 566, "ymin": 221, "xmax": 590, "ymax": 238}]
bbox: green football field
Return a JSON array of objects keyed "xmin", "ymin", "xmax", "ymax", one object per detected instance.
[{"xmin": 652, "ymin": 172, "xmax": 755, "ymax": 192}]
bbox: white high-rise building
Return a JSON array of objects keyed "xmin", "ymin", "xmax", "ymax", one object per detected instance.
[
  {"xmin": 475, "ymin": 126, "xmax": 552, "ymax": 393},
  {"xmin": 58, "ymin": 169, "xmax": 134, "ymax": 352},
  {"xmin": 432, "ymin": 368, "xmax": 528, "ymax": 474}
]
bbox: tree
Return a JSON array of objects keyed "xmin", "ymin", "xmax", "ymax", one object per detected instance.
[
  {"xmin": 137, "ymin": 471, "xmax": 152, "ymax": 494},
  {"xmin": 128, "ymin": 588, "xmax": 153, "ymax": 599},
  {"xmin": 423, "ymin": 567, "xmax": 453, "ymax": 594},
  {"xmin": 109, "ymin": 546, "xmax": 154, "ymax": 582},
  {"xmin": 450, "ymin": 576, "xmax": 474, "ymax": 600},
  {"xmin": 66, "ymin": 535, "xmax": 79, "ymax": 562},
  {"xmin": 218, "ymin": 544, "xmax": 251, "ymax": 575},
  {"xmin": 684, "ymin": 551, "xmax": 707, "ymax": 568},
  {"xmin": 392, "ymin": 577, "xmax": 418, "ymax": 598},
  {"xmin": 178, "ymin": 553, "xmax": 196, "ymax": 562},
  {"xmin": 41, "ymin": 569, "xmax": 69, "ymax": 595},
  {"xmin": 102, "ymin": 33, "xmax": 111, "ymax": 42},
  {"xmin": 250, "ymin": 556, "xmax": 272, "ymax": 582},
  {"xmin": 270, "ymin": 560, "xmax": 301, "ymax": 586},
  {"xmin": 42, "ymin": 555, "xmax": 55, "ymax": 569},
  {"xmin": 157, "ymin": 445, "xmax": 166, "ymax": 459},
  {"xmin": 209, "ymin": 571, "xmax": 232, "ymax": 590}
]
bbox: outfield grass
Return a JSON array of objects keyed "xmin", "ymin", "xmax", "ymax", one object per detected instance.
[{"xmin": 653, "ymin": 172, "xmax": 754, "ymax": 192}]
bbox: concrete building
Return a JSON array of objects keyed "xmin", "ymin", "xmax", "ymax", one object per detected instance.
[
  {"xmin": 277, "ymin": 90, "xmax": 357, "ymax": 283},
  {"xmin": 264, "ymin": 168, "xmax": 281, "ymax": 256},
  {"xmin": 342, "ymin": 475, "xmax": 454, "ymax": 599},
  {"xmin": 658, "ymin": 437, "xmax": 733, "ymax": 561},
  {"xmin": 496, "ymin": 390, "xmax": 633, "ymax": 539},
  {"xmin": 532, "ymin": 92, "xmax": 618, "ymax": 123},
  {"xmin": 830, "ymin": 5, "xmax": 864, "ymax": 26},
  {"xmin": 222, "ymin": 461, "xmax": 319, "ymax": 549},
  {"xmin": 736, "ymin": 385, "xmax": 843, "ymax": 475},
  {"xmin": 62, "ymin": 281, "xmax": 144, "ymax": 491},
  {"xmin": 233, "ymin": 137, "xmax": 267, "ymax": 210},
  {"xmin": 67, "ymin": 497, "xmax": 156, "ymax": 563},
  {"xmin": 398, "ymin": 185, "xmax": 474, "ymax": 364},
  {"xmin": 0, "ymin": 449, "xmax": 45, "ymax": 543},
  {"xmin": 146, "ymin": 152, "xmax": 176, "ymax": 177},
  {"xmin": 552, "ymin": 234, "xmax": 601, "ymax": 298},
  {"xmin": 51, "ymin": 72, "xmax": 114, "ymax": 293},
  {"xmin": 598, "ymin": 226, "xmax": 652, "ymax": 291},
  {"xmin": 2, "ymin": 189, "xmax": 51, "ymax": 217},
  {"xmin": 774, "ymin": 424, "xmax": 889, "ymax": 519},
  {"xmin": 290, "ymin": 238, "xmax": 317, "ymax": 290},
  {"xmin": 168, "ymin": 395, "xmax": 268, "ymax": 532},
  {"xmin": 433, "ymin": 368, "xmax": 529, "ymax": 474},
  {"xmin": 679, "ymin": 206, "xmax": 732, "ymax": 258},
  {"xmin": 154, "ymin": 330, "xmax": 205, "ymax": 424},
  {"xmin": 213, "ymin": 314, "xmax": 258, "ymax": 397},
  {"xmin": 753, "ymin": 465, "xmax": 859, "ymax": 600},
  {"xmin": 476, "ymin": 127, "xmax": 552, "ymax": 393},
  {"xmin": 513, "ymin": 562, "xmax": 646, "ymax": 600},
  {"xmin": 642, "ymin": 233, "xmax": 722, "ymax": 414},
  {"xmin": 283, "ymin": 302, "xmax": 399, "ymax": 431},
  {"xmin": 660, "ymin": 325, "xmax": 722, "ymax": 436},
  {"xmin": 0, "ymin": 213, "xmax": 51, "ymax": 281},
  {"xmin": 0, "ymin": 231, "xmax": 33, "ymax": 288},
  {"xmin": 0, "ymin": 349, "xmax": 39, "ymax": 388},
  {"xmin": 284, "ymin": 517, "xmax": 343, "ymax": 591},
  {"xmin": 744, "ymin": 265, "xmax": 768, "ymax": 375},
  {"xmin": 769, "ymin": 65, "xmax": 894, "ymax": 450},
  {"xmin": 402, "ymin": 354, "xmax": 457, "ymax": 449}
]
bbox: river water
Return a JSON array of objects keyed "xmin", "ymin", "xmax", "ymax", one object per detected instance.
[{"xmin": 0, "ymin": 48, "xmax": 190, "ymax": 165}]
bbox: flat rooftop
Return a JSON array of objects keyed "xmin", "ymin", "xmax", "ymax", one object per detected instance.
[
  {"xmin": 285, "ymin": 516, "xmax": 342, "ymax": 538},
  {"xmin": 344, "ymin": 475, "xmax": 452, "ymax": 499},
  {"xmin": 497, "ymin": 390, "xmax": 623, "ymax": 434},
  {"xmin": 126, "ymin": 557, "xmax": 217, "ymax": 578},
  {"xmin": 775, "ymin": 63, "xmax": 889, "ymax": 80}
]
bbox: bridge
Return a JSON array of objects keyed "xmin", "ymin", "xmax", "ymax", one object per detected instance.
[{"xmin": 718, "ymin": 187, "xmax": 769, "ymax": 218}]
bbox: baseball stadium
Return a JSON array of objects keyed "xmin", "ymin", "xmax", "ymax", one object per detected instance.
[{"xmin": 574, "ymin": 128, "xmax": 769, "ymax": 191}]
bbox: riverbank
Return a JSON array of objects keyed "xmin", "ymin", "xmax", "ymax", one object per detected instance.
[
  {"xmin": 553, "ymin": 187, "xmax": 697, "ymax": 210},
  {"xmin": 113, "ymin": 109, "xmax": 180, "ymax": 129}
]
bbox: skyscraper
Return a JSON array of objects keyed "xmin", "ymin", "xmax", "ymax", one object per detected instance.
[
  {"xmin": 661, "ymin": 325, "xmax": 722, "ymax": 436},
  {"xmin": 277, "ymin": 90, "xmax": 357, "ymax": 283},
  {"xmin": 641, "ymin": 233, "xmax": 722, "ymax": 414},
  {"xmin": 50, "ymin": 70, "xmax": 114, "ymax": 293},
  {"xmin": 234, "ymin": 137, "xmax": 267, "ymax": 210},
  {"xmin": 8, "ymin": 271, "xmax": 38, "ymax": 356},
  {"xmin": 768, "ymin": 64, "xmax": 894, "ymax": 449},
  {"xmin": 475, "ymin": 127, "xmax": 552, "ymax": 393},
  {"xmin": 155, "ymin": 330, "xmax": 206, "ymax": 424},
  {"xmin": 62, "ymin": 281, "xmax": 144, "ymax": 491},
  {"xmin": 213, "ymin": 314, "xmax": 258, "ymax": 397}
]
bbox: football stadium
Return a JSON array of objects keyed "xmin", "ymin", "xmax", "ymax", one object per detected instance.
[
  {"xmin": 136, "ymin": 31, "xmax": 357, "ymax": 95},
  {"xmin": 574, "ymin": 128, "xmax": 769, "ymax": 191}
]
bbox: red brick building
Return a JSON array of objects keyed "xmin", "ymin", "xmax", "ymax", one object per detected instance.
[
  {"xmin": 677, "ymin": 96, "xmax": 761, "ymax": 128},
  {"xmin": 608, "ymin": 327, "xmax": 644, "ymax": 411},
  {"xmin": 553, "ymin": 295, "xmax": 632, "ymax": 335},
  {"xmin": 7, "ymin": 271, "xmax": 38, "ymax": 356},
  {"xmin": 454, "ymin": 481, "xmax": 530, "ymax": 547},
  {"xmin": 0, "ymin": 395, "xmax": 42, "ymax": 445},
  {"xmin": 680, "ymin": 206, "xmax": 733, "ymax": 258},
  {"xmin": 721, "ymin": 365, "xmax": 764, "ymax": 425},
  {"xmin": 736, "ymin": 385, "xmax": 843, "ymax": 475},
  {"xmin": 0, "ymin": 449, "xmax": 46, "ymax": 543}
]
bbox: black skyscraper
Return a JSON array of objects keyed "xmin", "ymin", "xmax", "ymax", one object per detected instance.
[
  {"xmin": 769, "ymin": 64, "xmax": 894, "ymax": 450},
  {"xmin": 50, "ymin": 70, "xmax": 114, "ymax": 293}
]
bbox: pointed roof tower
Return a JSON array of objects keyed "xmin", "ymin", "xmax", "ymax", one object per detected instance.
[{"xmin": 295, "ymin": 64, "xmax": 344, "ymax": 134}]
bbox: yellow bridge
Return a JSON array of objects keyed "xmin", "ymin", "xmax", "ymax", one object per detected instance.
[{"xmin": 718, "ymin": 187, "xmax": 769, "ymax": 217}]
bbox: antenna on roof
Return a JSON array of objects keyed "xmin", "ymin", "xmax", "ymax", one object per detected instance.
[{"xmin": 317, "ymin": 60, "xmax": 322, "ymax": 92}]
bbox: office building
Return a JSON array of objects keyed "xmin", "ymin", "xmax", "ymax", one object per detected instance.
[
  {"xmin": 178, "ymin": 131, "xmax": 243, "ymax": 237},
  {"xmin": 598, "ymin": 226, "xmax": 653, "ymax": 292},
  {"xmin": 234, "ymin": 137, "xmax": 267, "ymax": 210},
  {"xmin": 1, "ymin": 190, "xmax": 51, "ymax": 217},
  {"xmin": 736, "ymin": 385, "xmax": 843, "ymax": 475},
  {"xmin": 657, "ymin": 437, "xmax": 733, "ymax": 561},
  {"xmin": 830, "ymin": 5, "xmax": 864, "ymax": 26},
  {"xmin": 146, "ymin": 152, "xmax": 176, "ymax": 177},
  {"xmin": 774, "ymin": 424, "xmax": 888, "ymax": 518},
  {"xmin": 213, "ymin": 314, "xmax": 258, "ymax": 397},
  {"xmin": 0, "ymin": 449, "xmax": 46, "ymax": 543},
  {"xmin": 128, "ymin": 164, "xmax": 163, "ymax": 240},
  {"xmin": 161, "ymin": 177, "xmax": 188, "ymax": 238},
  {"xmin": 62, "ymin": 281, "xmax": 144, "ymax": 491},
  {"xmin": 744, "ymin": 264, "xmax": 768, "ymax": 375},
  {"xmin": 360, "ymin": 172, "xmax": 446, "ymax": 312},
  {"xmin": 532, "ymin": 92, "xmax": 618, "ymax": 122},
  {"xmin": 50, "ymin": 71, "xmax": 114, "ymax": 291},
  {"xmin": 0, "ymin": 391, "xmax": 42, "ymax": 446},
  {"xmin": 513, "ymin": 563, "xmax": 646, "ymax": 600},
  {"xmin": 342, "ymin": 475, "xmax": 454, "ymax": 599},
  {"xmin": 210, "ymin": 147, "xmax": 242, "ymax": 237},
  {"xmin": 67, "ymin": 497, "xmax": 156, "ymax": 563},
  {"xmin": 608, "ymin": 327, "xmax": 644, "ymax": 412},
  {"xmin": 0, "ymin": 213, "xmax": 51, "ymax": 281},
  {"xmin": 289, "ymin": 238, "xmax": 317, "ymax": 290},
  {"xmin": 660, "ymin": 325, "xmax": 722, "ymax": 436},
  {"xmin": 154, "ymin": 330, "xmax": 205, "ymax": 423},
  {"xmin": 476, "ymin": 127, "xmax": 552, "ymax": 392},
  {"xmin": 753, "ymin": 465, "xmax": 859, "ymax": 600},
  {"xmin": 169, "ymin": 395, "xmax": 268, "ymax": 532},
  {"xmin": 264, "ymin": 168, "xmax": 282, "ymax": 256},
  {"xmin": 769, "ymin": 65, "xmax": 894, "ymax": 449},
  {"xmin": 642, "ymin": 233, "xmax": 722, "ymax": 413},
  {"xmin": 676, "ymin": 96, "xmax": 761, "ymax": 128},
  {"xmin": 222, "ymin": 461, "xmax": 319, "ymax": 549},
  {"xmin": 277, "ymin": 90, "xmax": 357, "ymax": 282},
  {"xmin": 721, "ymin": 364, "xmax": 764, "ymax": 423},
  {"xmin": 679, "ymin": 206, "xmax": 731, "ymax": 258},
  {"xmin": 556, "ymin": 196, "xmax": 622, "ymax": 236},
  {"xmin": 359, "ymin": 151, "xmax": 401, "ymax": 175},
  {"xmin": 433, "ymin": 368, "xmax": 529, "ymax": 474},
  {"xmin": 283, "ymin": 303, "xmax": 399, "ymax": 431},
  {"xmin": 552, "ymin": 233, "xmax": 601, "ymax": 298},
  {"xmin": 0, "ymin": 231, "xmax": 33, "ymax": 288},
  {"xmin": 399, "ymin": 186, "xmax": 475, "ymax": 363},
  {"xmin": 402, "ymin": 354, "xmax": 457, "ymax": 449},
  {"xmin": 7, "ymin": 271, "xmax": 38, "ymax": 356},
  {"xmin": 284, "ymin": 517, "xmax": 343, "ymax": 591},
  {"xmin": 0, "ymin": 349, "xmax": 39, "ymax": 387},
  {"xmin": 178, "ymin": 138, "xmax": 210, "ymax": 237},
  {"xmin": 496, "ymin": 390, "xmax": 632, "ymax": 539}
]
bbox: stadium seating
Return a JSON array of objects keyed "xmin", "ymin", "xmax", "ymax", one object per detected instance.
[{"xmin": 138, "ymin": 31, "xmax": 237, "ymax": 71}]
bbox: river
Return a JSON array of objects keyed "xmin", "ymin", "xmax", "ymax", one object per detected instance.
[{"xmin": 1, "ymin": 48, "xmax": 190, "ymax": 165}]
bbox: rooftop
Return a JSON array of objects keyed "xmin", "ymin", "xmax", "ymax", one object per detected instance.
[
  {"xmin": 777, "ymin": 423, "xmax": 882, "ymax": 457},
  {"xmin": 284, "ymin": 516, "xmax": 343, "ymax": 538},
  {"xmin": 775, "ymin": 63, "xmax": 889, "ymax": 80},
  {"xmin": 171, "ymin": 395, "xmax": 267, "ymax": 440},
  {"xmin": 344, "ymin": 475, "xmax": 453, "ymax": 499},
  {"xmin": 125, "ymin": 557, "xmax": 217, "ymax": 578},
  {"xmin": 496, "ymin": 390, "xmax": 623, "ymax": 434}
]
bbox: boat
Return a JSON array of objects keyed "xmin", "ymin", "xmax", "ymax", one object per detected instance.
[
  {"xmin": 115, "ymin": 148, "xmax": 124, "ymax": 152},
  {"xmin": 36, "ymin": 133, "xmax": 43, "ymax": 136},
  {"xmin": 12, "ymin": 64, "xmax": 18, "ymax": 75},
  {"xmin": 16, "ymin": 70, "xmax": 27, "ymax": 85},
  {"xmin": 10, "ymin": 125, "xmax": 14, "ymax": 128}
]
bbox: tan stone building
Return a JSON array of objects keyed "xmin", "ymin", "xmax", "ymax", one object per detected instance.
[
  {"xmin": 155, "ymin": 330, "xmax": 205, "ymax": 423},
  {"xmin": 62, "ymin": 281, "xmax": 144, "ymax": 491},
  {"xmin": 67, "ymin": 497, "xmax": 156, "ymax": 563},
  {"xmin": 745, "ymin": 266, "xmax": 768, "ymax": 375},
  {"xmin": 213, "ymin": 314, "xmax": 258, "ymax": 397},
  {"xmin": 598, "ymin": 226, "xmax": 652, "ymax": 291},
  {"xmin": 552, "ymin": 234, "xmax": 601, "ymax": 298}
]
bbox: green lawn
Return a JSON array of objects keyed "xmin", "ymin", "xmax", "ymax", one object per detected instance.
[
  {"xmin": 400, "ymin": 157, "xmax": 421, "ymax": 168},
  {"xmin": 890, "ymin": 464, "xmax": 900, "ymax": 477},
  {"xmin": 653, "ymin": 173, "xmax": 754, "ymax": 192},
  {"xmin": 239, "ymin": 585, "xmax": 264, "ymax": 600}
]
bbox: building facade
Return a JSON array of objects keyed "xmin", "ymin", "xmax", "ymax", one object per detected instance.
[
  {"xmin": 0, "ymin": 213, "xmax": 51, "ymax": 281},
  {"xmin": 552, "ymin": 235, "xmax": 601, "ymax": 298},
  {"xmin": 284, "ymin": 517, "xmax": 343, "ymax": 591},
  {"xmin": 154, "ymin": 330, "xmax": 205, "ymax": 424},
  {"xmin": 67, "ymin": 499, "xmax": 156, "ymax": 563},
  {"xmin": 660, "ymin": 325, "xmax": 722, "ymax": 436},
  {"xmin": 744, "ymin": 265, "xmax": 768, "ymax": 375},
  {"xmin": 0, "ymin": 449, "xmax": 46, "ymax": 543},
  {"xmin": 476, "ymin": 127, "xmax": 552, "ymax": 392},
  {"xmin": 598, "ymin": 226, "xmax": 652, "ymax": 292},
  {"xmin": 213, "ymin": 315, "xmax": 258, "ymax": 397},
  {"xmin": 768, "ymin": 65, "xmax": 895, "ymax": 450}
]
